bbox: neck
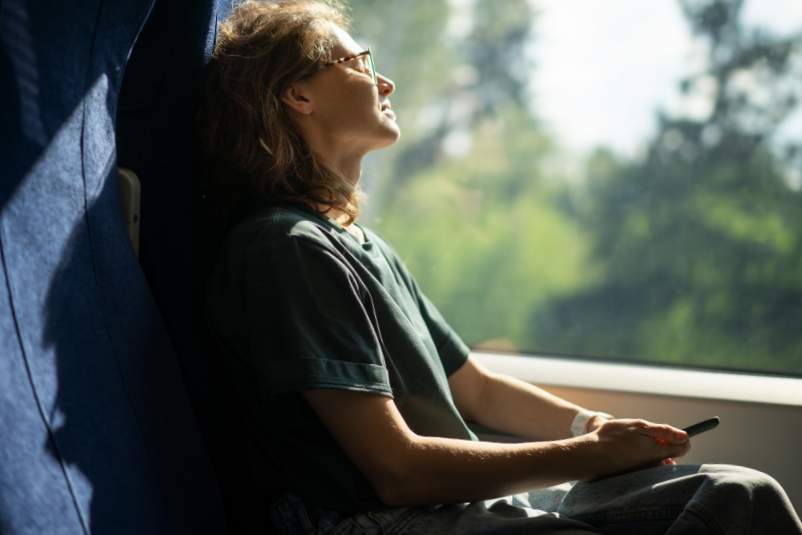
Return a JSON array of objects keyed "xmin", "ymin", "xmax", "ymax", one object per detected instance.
[
  {"xmin": 305, "ymin": 129, "xmax": 366, "ymax": 187},
  {"xmin": 303, "ymin": 131, "xmax": 367, "ymax": 228}
]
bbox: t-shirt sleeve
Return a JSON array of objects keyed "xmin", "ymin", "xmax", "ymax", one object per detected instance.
[
  {"xmin": 372, "ymin": 235, "xmax": 471, "ymax": 377},
  {"xmin": 414, "ymin": 289, "xmax": 471, "ymax": 377},
  {"xmin": 243, "ymin": 235, "xmax": 393, "ymax": 397}
]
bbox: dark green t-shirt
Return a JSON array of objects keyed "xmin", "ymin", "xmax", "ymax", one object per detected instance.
[{"xmin": 206, "ymin": 203, "xmax": 477, "ymax": 514}]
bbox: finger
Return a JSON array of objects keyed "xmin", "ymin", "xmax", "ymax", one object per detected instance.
[
  {"xmin": 639, "ymin": 428, "xmax": 672, "ymax": 447},
  {"xmin": 670, "ymin": 427, "xmax": 689, "ymax": 444},
  {"xmin": 647, "ymin": 424, "xmax": 688, "ymax": 445},
  {"xmin": 668, "ymin": 438, "xmax": 691, "ymax": 459},
  {"xmin": 657, "ymin": 424, "xmax": 688, "ymax": 443},
  {"xmin": 662, "ymin": 457, "xmax": 677, "ymax": 465},
  {"xmin": 634, "ymin": 428, "xmax": 670, "ymax": 448},
  {"xmin": 680, "ymin": 438, "xmax": 691, "ymax": 453}
]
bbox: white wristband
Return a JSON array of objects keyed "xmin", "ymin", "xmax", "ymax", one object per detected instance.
[{"xmin": 570, "ymin": 410, "xmax": 613, "ymax": 437}]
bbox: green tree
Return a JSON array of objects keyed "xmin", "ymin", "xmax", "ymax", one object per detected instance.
[
  {"xmin": 362, "ymin": 0, "xmax": 597, "ymax": 351},
  {"xmin": 350, "ymin": 0, "xmax": 540, "ymax": 213},
  {"xmin": 376, "ymin": 112, "xmax": 595, "ymax": 350},
  {"xmin": 531, "ymin": 0, "xmax": 802, "ymax": 374}
]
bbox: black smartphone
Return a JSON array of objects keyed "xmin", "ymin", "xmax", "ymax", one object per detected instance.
[{"xmin": 683, "ymin": 416, "xmax": 720, "ymax": 437}]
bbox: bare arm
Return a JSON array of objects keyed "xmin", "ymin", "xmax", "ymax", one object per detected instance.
[
  {"xmin": 303, "ymin": 389, "xmax": 689, "ymax": 507},
  {"xmin": 448, "ymin": 355, "xmax": 606, "ymax": 440}
]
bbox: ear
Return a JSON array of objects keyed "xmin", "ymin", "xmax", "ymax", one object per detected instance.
[{"xmin": 281, "ymin": 84, "xmax": 315, "ymax": 115}]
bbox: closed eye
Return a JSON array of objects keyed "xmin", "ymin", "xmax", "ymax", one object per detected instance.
[{"xmin": 346, "ymin": 57, "xmax": 371, "ymax": 76}]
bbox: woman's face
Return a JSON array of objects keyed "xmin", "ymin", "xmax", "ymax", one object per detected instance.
[{"xmin": 287, "ymin": 24, "xmax": 400, "ymax": 153}]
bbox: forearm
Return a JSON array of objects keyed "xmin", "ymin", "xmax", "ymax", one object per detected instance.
[
  {"xmin": 473, "ymin": 372, "xmax": 592, "ymax": 440},
  {"xmin": 385, "ymin": 434, "xmax": 595, "ymax": 506}
]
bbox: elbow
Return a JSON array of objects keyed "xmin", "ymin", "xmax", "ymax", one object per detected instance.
[
  {"xmin": 373, "ymin": 462, "xmax": 416, "ymax": 507},
  {"xmin": 373, "ymin": 439, "xmax": 425, "ymax": 507},
  {"xmin": 376, "ymin": 479, "xmax": 408, "ymax": 507},
  {"xmin": 376, "ymin": 471, "xmax": 424, "ymax": 507}
]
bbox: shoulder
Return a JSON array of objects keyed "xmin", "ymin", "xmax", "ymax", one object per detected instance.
[
  {"xmin": 362, "ymin": 227, "xmax": 397, "ymax": 258},
  {"xmin": 214, "ymin": 205, "xmax": 357, "ymax": 282},
  {"xmin": 363, "ymin": 228, "xmax": 409, "ymax": 272},
  {"xmin": 229, "ymin": 204, "xmax": 339, "ymax": 254}
]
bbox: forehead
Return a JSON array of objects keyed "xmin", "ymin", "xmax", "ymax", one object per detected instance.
[{"xmin": 326, "ymin": 24, "xmax": 364, "ymax": 57}]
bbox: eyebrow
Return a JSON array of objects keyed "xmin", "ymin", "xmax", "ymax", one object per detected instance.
[{"xmin": 325, "ymin": 49, "xmax": 369, "ymax": 65}]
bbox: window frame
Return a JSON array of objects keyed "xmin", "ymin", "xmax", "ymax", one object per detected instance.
[{"xmin": 474, "ymin": 351, "xmax": 802, "ymax": 407}]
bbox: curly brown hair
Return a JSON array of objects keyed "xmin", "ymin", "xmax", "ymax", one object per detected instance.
[{"xmin": 199, "ymin": 0, "xmax": 362, "ymax": 223}]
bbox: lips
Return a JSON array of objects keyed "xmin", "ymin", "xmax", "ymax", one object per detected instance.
[{"xmin": 380, "ymin": 101, "xmax": 396, "ymax": 121}]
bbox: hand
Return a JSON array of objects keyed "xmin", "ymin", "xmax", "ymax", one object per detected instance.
[{"xmin": 581, "ymin": 418, "xmax": 690, "ymax": 480}]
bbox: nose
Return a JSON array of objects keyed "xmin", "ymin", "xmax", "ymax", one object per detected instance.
[{"xmin": 377, "ymin": 73, "xmax": 395, "ymax": 97}]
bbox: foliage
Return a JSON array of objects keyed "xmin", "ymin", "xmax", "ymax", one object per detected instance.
[
  {"xmin": 349, "ymin": 0, "xmax": 802, "ymax": 375},
  {"xmin": 531, "ymin": 0, "xmax": 802, "ymax": 373}
]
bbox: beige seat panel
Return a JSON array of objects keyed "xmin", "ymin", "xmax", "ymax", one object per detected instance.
[{"xmin": 118, "ymin": 167, "xmax": 141, "ymax": 258}]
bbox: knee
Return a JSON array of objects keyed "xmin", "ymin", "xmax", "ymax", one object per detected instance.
[
  {"xmin": 742, "ymin": 469, "xmax": 789, "ymax": 510},
  {"xmin": 705, "ymin": 464, "xmax": 789, "ymax": 510}
]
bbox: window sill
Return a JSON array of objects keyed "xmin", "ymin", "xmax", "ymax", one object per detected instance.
[{"xmin": 473, "ymin": 351, "xmax": 802, "ymax": 407}]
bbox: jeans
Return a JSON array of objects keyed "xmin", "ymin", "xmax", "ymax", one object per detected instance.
[{"xmin": 269, "ymin": 464, "xmax": 802, "ymax": 534}]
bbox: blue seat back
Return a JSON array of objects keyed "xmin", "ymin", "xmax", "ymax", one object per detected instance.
[{"xmin": 0, "ymin": 1, "xmax": 228, "ymax": 533}]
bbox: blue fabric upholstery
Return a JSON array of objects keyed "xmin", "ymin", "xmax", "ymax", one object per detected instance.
[{"xmin": 0, "ymin": 0, "xmax": 227, "ymax": 533}]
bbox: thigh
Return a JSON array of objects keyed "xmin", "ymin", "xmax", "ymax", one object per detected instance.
[
  {"xmin": 336, "ymin": 500, "xmax": 601, "ymax": 535},
  {"xmin": 271, "ymin": 491, "xmax": 600, "ymax": 535},
  {"xmin": 524, "ymin": 481, "xmax": 577, "ymax": 512},
  {"xmin": 558, "ymin": 464, "xmax": 712, "ymax": 532},
  {"xmin": 560, "ymin": 464, "xmax": 704, "ymax": 513},
  {"xmin": 270, "ymin": 492, "xmax": 354, "ymax": 534},
  {"xmin": 557, "ymin": 463, "xmax": 800, "ymax": 535}
]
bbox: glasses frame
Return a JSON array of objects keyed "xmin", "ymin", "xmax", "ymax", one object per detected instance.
[{"xmin": 322, "ymin": 48, "xmax": 377, "ymax": 85}]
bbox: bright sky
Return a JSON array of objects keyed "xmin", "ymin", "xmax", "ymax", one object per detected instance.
[{"xmin": 529, "ymin": 0, "xmax": 802, "ymax": 157}]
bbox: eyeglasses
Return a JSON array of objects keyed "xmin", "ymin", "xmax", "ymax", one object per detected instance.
[{"xmin": 321, "ymin": 48, "xmax": 377, "ymax": 85}]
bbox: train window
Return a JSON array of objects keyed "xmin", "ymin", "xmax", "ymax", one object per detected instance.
[{"xmin": 354, "ymin": 0, "xmax": 802, "ymax": 376}]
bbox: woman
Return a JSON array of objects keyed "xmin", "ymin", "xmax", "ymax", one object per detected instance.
[{"xmin": 198, "ymin": 1, "xmax": 802, "ymax": 533}]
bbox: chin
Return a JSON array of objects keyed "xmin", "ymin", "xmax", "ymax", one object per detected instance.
[
  {"xmin": 371, "ymin": 124, "xmax": 401, "ymax": 149},
  {"xmin": 359, "ymin": 117, "xmax": 401, "ymax": 153},
  {"xmin": 385, "ymin": 124, "xmax": 401, "ymax": 144}
]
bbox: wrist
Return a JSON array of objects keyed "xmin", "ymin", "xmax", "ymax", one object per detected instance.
[
  {"xmin": 570, "ymin": 410, "xmax": 613, "ymax": 437},
  {"xmin": 586, "ymin": 413, "xmax": 613, "ymax": 433}
]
